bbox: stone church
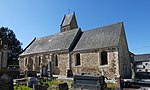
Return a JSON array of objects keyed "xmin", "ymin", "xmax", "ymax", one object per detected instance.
[{"xmin": 19, "ymin": 13, "xmax": 131, "ymax": 80}]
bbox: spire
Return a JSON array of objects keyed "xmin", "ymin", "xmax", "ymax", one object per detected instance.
[{"xmin": 60, "ymin": 12, "xmax": 78, "ymax": 32}]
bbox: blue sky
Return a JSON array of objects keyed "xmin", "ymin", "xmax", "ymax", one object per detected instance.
[{"xmin": 0, "ymin": 0, "xmax": 150, "ymax": 54}]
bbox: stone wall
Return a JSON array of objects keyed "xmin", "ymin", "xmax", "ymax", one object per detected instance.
[
  {"xmin": 118, "ymin": 29, "xmax": 131, "ymax": 78},
  {"xmin": 72, "ymin": 49, "xmax": 119, "ymax": 80},
  {"xmin": 19, "ymin": 52, "xmax": 69, "ymax": 76},
  {"xmin": 19, "ymin": 57, "xmax": 25, "ymax": 73},
  {"xmin": 58, "ymin": 53, "xmax": 68, "ymax": 75},
  {"xmin": 72, "ymin": 51, "xmax": 99, "ymax": 74}
]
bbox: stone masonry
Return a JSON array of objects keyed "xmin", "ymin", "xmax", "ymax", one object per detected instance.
[
  {"xmin": 72, "ymin": 48, "xmax": 119, "ymax": 80},
  {"xmin": 19, "ymin": 52, "xmax": 69, "ymax": 76}
]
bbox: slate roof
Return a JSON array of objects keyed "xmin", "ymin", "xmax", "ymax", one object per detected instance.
[
  {"xmin": 134, "ymin": 54, "xmax": 150, "ymax": 62},
  {"xmin": 73, "ymin": 22, "xmax": 123, "ymax": 51},
  {"xmin": 21, "ymin": 28, "xmax": 80, "ymax": 55},
  {"xmin": 61, "ymin": 13, "xmax": 74, "ymax": 27}
]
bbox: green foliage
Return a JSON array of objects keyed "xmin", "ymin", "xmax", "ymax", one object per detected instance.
[
  {"xmin": 106, "ymin": 83, "xmax": 118, "ymax": 90},
  {"xmin": 14, "ymin": 79, "xmax": 73, "ymax": 90},
  {"xmin": 39, "ymin": 79, "xmax": 73, "ymax": 89},
  {"xmin": 46, "ymin": 80, "xmax": 59, "ymax": 86},
  {"xmin": 14, "ymin": 85, "xmax": 32, "ymax": 90},
  {"xmin": 0, "ymin": 27, "xmax": 23, "ymax": 65}
]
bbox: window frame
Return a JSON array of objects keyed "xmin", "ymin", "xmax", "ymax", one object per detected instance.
[
  {"xmin": 39, "ymin": 56, "xmax": 41, "ymax": 66},
  {"xmin": 24, "ymin": 58, "xmax": 28, "ymax": 66},
  {"xmin": 75, "ymin": 53, "xmax": 81, "ymax": 66},
  {"xmin": 54, "ymin": 54, "xmax": 58, "ymax": 66},
  {"xmin": 100, "ymin": 50, "xmax": 108, "ymax": 66}
]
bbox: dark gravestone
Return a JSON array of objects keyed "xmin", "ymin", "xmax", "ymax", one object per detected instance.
[
  {"xmin": 0, "ymin": 74, "xmax": 13, "ymax": 90},
  {"xmin": 40, "ymin": 66, "xmax": 48, "ymax": 77},
  {"xmin": 33, "ymin": 84, "xmax": 48, "ymax": 90},
  {"xmin": 47, "ymin": 61, "xmax": 52, "ymax": 78},
  {"xmin": 33, "ymin": 84, "xmax": 41, "ymax": 90},
  {"xmin": 74, "ymin": 75, "xmax": 106, "ymax": 90},
  {"xmin": 26, "ymin": 71, "xmax": 36, "ymax": 77},
  {"xmin": 67, "ymin": 69, "xmax": 73, "ymax": 77},
  {"xmin": 27, "ymin": 77, "xmax": 38, "ymax": 88},
  {"xmin": 7, "ymin": 66, "xmax": 20, "ymax": 79},
  {"xmin": 42, "ymin": 66, "xmax": 48, "ymax": 77},
  {"xmin": 58, "ymin": 83, "xmax": 68, "ymax": 90}
]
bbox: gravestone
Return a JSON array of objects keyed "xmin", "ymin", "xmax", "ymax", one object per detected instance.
[
  {"xmin": 33, "ymin": 84, "xmax": 48, "ymax": 90},
  {"xmin": 40, "ymin": 66, "xmax": 43, "ymax": 77},
  {"xmin": 74, "ymin": 74, "xmax": 106, "ymax": 90},
  {"xmin": 25, "ymin": 71, "xmax": 36, "ymax": 77},
  {"xmin": 40, "ymin": 66, "xmax": 48, "ymax": 77},
  {"xmin": 27, "ymin": 77, "xmax": 38, "ymax": 88},
  {"xmin": 0, "ymin": 74, "xmax": 13, "ymax": 90},
  {"xmin": 58, "ymin": 83, "xmax": 68, "ymax": 90},
  {"xmin": 42, "ymin": 66, "xmax": 48, "ymax": 77},
  {"xmin": 7, "ymin": 66, "xmax": 20, "ymax": 78},
  {"xmin": 67, "ymin": 69, "xmax": 73, "ymax": 77},
  {"xmin": 47, "ymin": 61, "xmax": 52, "ymax": 78}
]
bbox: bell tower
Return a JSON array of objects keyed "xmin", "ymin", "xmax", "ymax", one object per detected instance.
[{"xmin": 60, "ymin": 12, "xmax": 78, "ymax": 32}]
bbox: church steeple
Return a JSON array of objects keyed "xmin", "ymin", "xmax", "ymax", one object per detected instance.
[{"xmin": 60, "ymin": 12, "xmax": 78, "ymax": 32}]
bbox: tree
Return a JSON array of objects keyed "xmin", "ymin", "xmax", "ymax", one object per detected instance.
[{"xmin": 0, "ymin": 27, "xmax": 23, "ymax": 66}]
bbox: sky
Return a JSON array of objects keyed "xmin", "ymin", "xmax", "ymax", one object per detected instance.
[{"xmin": 0, "ymin": 0, "xmax": 150, "ymax": 54}]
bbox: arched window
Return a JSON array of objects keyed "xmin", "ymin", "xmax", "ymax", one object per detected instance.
[
  {"xmin": 76, "ymin": 53, "xmax": 80, "ymax": 66},
  {"xmin": 55, "ymin": 54, "xmax": 58, "ymax": 66},
  {"xmin": 39, "ymin": 56, "xmax": 41, "ymax": 66},
  {"xmin": 101, "ymin": 51, "xmax": 108, "ymax": 65},
  {"xmin": 25, "ymin": 58, "xmax": 27, "ymax": 66}
]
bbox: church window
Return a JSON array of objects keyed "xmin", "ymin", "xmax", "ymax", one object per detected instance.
[
  {"xmin": 54, "ymin": 54, "xmax": 58, "ymax": 66},
  {"xmin": 39, "ymin": 56, "xmax": 41, "ymax": 65},
  {"xmin": 101, "ymin": 51, "xmax": 108, "ymax": 65},
  {"xmin": 25, "ymin": 58, "xmax": 27, "ymax": 66},
  {"xmin": 75, "ymin": 53, "xmax": 80, "ymax": 66}
]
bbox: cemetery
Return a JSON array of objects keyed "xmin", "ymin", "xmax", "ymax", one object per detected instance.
[
  {"xmin": 0, "ymin": 12, "xmax": 149, "ymax": 90},
  {"xmin": 11, "ymin": 65, "xmax": 119, "ymax": 90},
  {"xmin": 12, "ymin": 73, "xmax": 118, "ymax": 90},
  {"xmin": 0, "ymin": 62, "xmax": 119, "ymax": 90}
]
